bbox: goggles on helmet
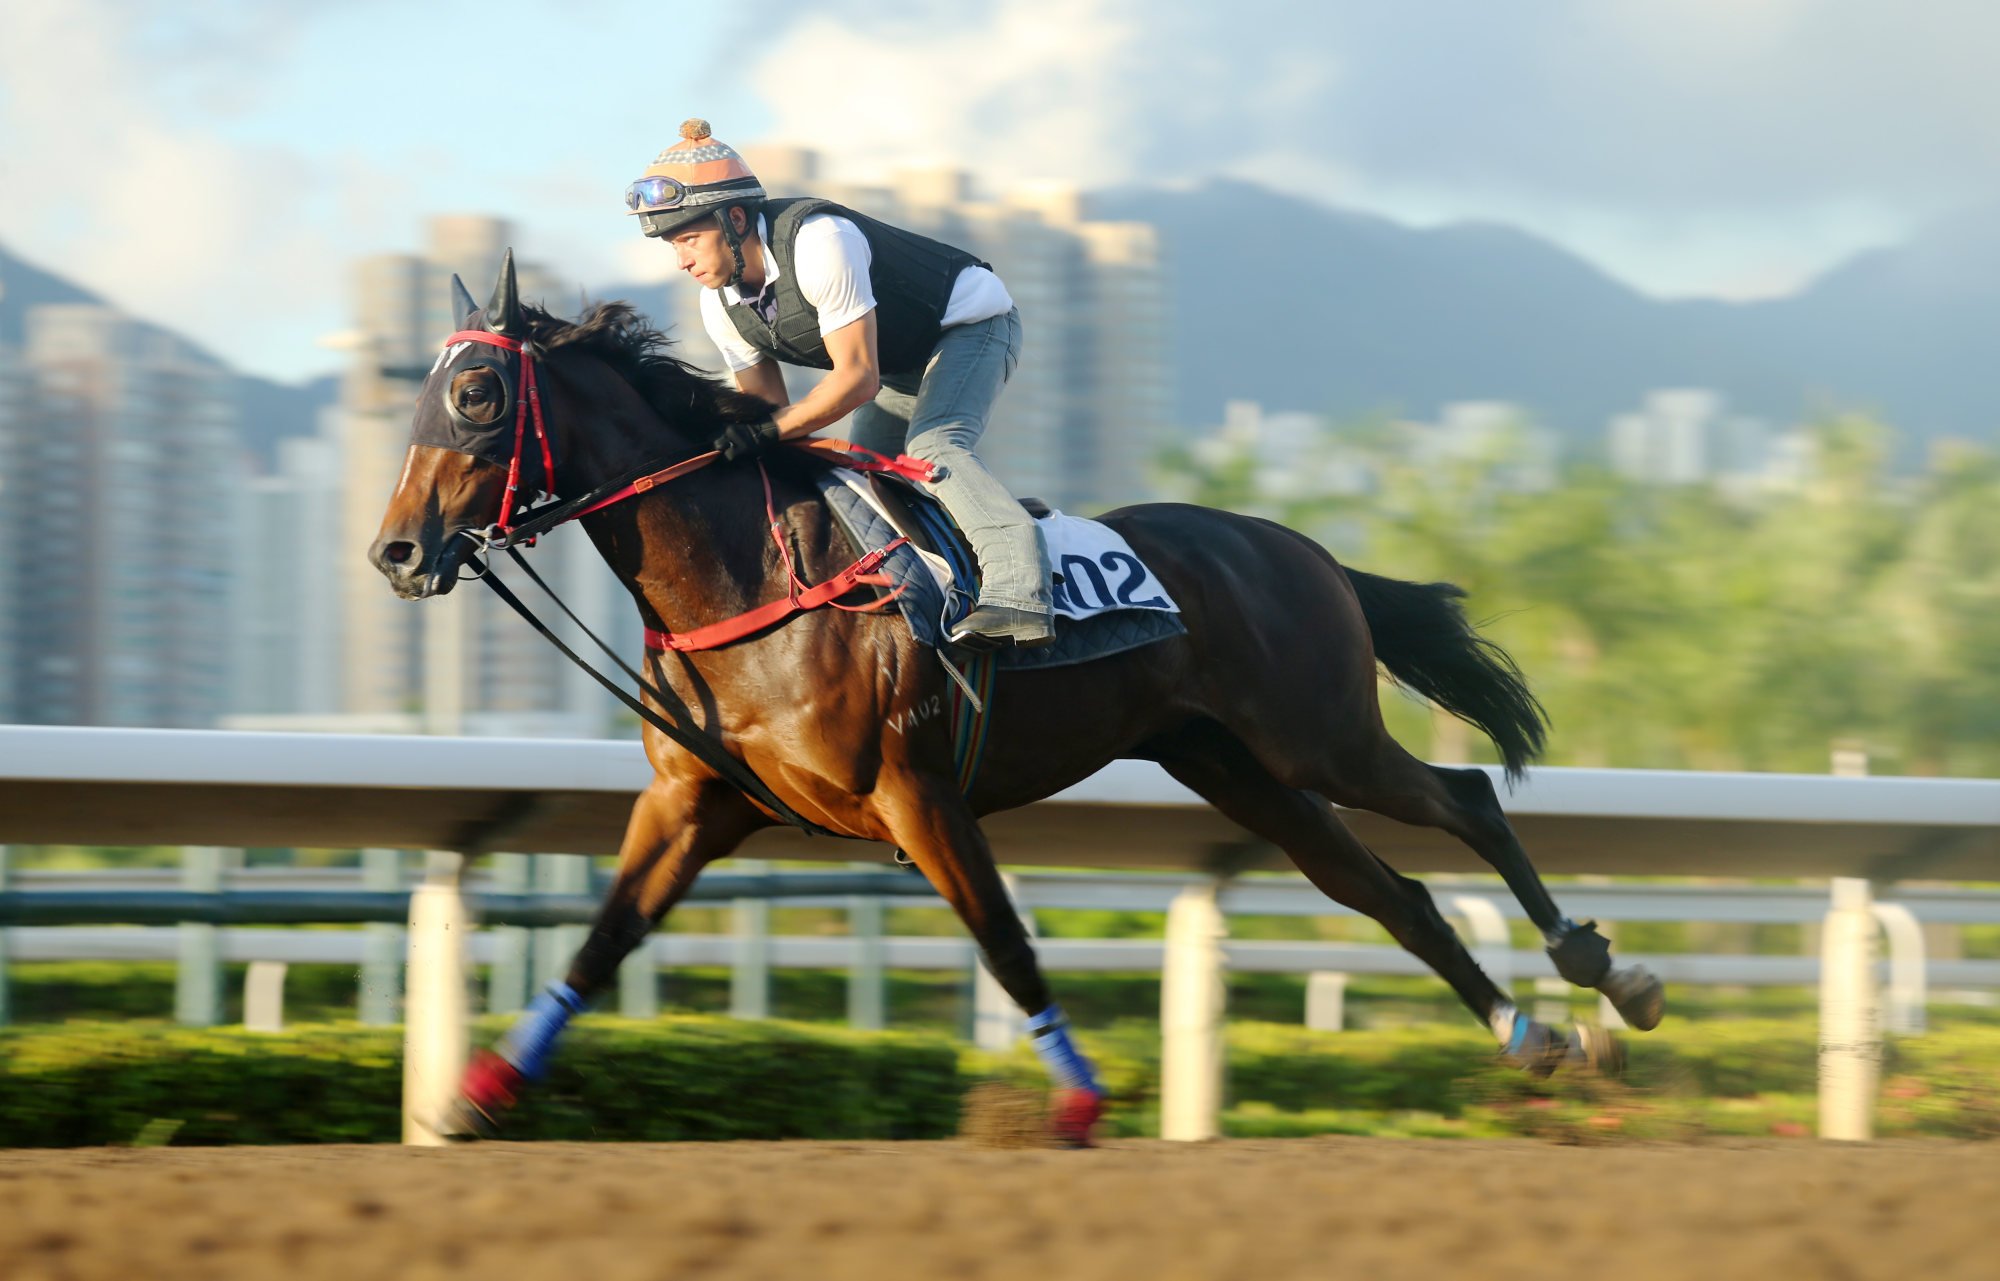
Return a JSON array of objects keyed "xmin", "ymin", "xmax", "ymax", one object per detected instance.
[{"xmin": 625, "ymin": 175, "xmax": 690, "ymax": 213}]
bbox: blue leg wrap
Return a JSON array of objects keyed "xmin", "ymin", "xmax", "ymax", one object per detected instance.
[
  {"xmin": 498, "ymin": 982, "xmax": 584, "ymax": 1081},
  {"xmin": 1025, "ymin": 1005, "xmax": 1102, "ymax": 1094}
]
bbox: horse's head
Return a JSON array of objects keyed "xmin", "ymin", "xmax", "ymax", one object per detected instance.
[
  {"xmin": 368, "ymin": 249, "xmax": 769, "ymax": 599},
  {"xmin": 367, "ymin": 251, "xmax": 545, "ymax": 598}
]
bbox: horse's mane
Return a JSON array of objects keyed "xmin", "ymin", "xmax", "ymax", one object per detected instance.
[{"xmin": 523, "ymin": 300, "xmax": 772, "ymax": 432}]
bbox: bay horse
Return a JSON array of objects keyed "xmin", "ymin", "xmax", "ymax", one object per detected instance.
[{"xmin": 369, "ymin": 256, "xmax": 1663, "ymax": 1145}]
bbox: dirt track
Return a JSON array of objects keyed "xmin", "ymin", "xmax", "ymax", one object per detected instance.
[{"xmin": 3, "ymin": 1138, "xmax": 1995, "ymax": 1281}]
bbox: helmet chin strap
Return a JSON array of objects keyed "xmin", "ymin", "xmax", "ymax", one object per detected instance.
[{"xmin": 718, "ymin": 208, "xmax": 748, "ymax": 289}]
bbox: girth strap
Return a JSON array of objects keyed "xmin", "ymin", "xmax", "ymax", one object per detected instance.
[{"xmin": 645, "ymin": 539, "xmax": 909, "ymax": 652}]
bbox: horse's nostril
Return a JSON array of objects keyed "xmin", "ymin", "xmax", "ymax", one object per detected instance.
[{"xmin": 383, "ymin": 541, "xmax": 416, "ymax": 565}]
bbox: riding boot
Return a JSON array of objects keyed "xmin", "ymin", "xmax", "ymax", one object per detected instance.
[{"xmin": 951, "ymin": 602, "xmax": 1056, "ymax": 650}]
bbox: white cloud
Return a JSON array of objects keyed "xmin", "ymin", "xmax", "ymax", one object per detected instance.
[
  {"xmin": 0, "ymin": 1, "xmax": 399, "ymax": 374},
  {"xmin": 753, "ymin": 0, "xmax": 1144, "ymax": 188},
  {"xmin": 744, "ymin": 0, "xmax": 2000, "ymax": 297}
]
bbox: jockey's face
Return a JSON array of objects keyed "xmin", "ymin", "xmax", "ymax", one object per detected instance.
[{"xmin": 665, "ymin": 207, "xmax": 753, "ymax": 290}]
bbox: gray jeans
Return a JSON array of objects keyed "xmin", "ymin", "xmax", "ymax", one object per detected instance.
[{"xmin": 846, "ymin": 308, "xmax": 1051, "ymax": 615}]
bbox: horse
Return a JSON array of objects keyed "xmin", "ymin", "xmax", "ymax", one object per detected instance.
[{"xmin": 368, "ymin": 255, "xmax": 1663, "ymax": 1145}]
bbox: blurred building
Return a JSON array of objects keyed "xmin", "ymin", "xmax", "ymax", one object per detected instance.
[
  {"xmin": 8, "ymin": 305, "xmax": 240, "ymax": 727},
  {"xmin": 333, "ymin": 216, "xmax": 632, "ymax": 736},
  {"xmin": 0, "ymin": 343, "xmax": 21, "ymax": 722},
  {"xmin": 228, "ymin": 429, "xmax": 342, "ymax": 717},
  {"xmin": 1187, "ymin": 399, "xmax": 1556, "ymax": 502},
  {"xmin": 1415, "ymin": 401, "xmax": 1559, "ymax": 492},
  {"xmin": 1608, "ymin": 389, "xmax": 1775, "ymax": 491},
  {"xmin": 1192, "ymin": 400, "xmax": 1372, "ymax": 499},
  {"xmin": 715, "ymin": 148, "xmax": 1174, "ymax": 513}
]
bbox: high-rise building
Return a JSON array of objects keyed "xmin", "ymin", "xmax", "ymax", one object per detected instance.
[
  {"xmin": 11, "ymin": 305, "xmax": 240, "ymax": 726},
  {"xmin": 230, "ymin": 430, "xmax": 343, "ymax": 717},
  {"xmin": 1608, "ymin": 389, "xmax": 1773, "ymax": 492},
  {"xmin": 336, "ymin": 217, "xmax": 632, "ymax": 736},
  {"xmin": 0, "ymin": 343, "xmax": 21, "ymax": 722}
]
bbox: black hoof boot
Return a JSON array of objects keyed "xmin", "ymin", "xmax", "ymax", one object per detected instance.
[{"xmin": 1546, "ymin": 920, "xmax": 1613, "ymax": 988}]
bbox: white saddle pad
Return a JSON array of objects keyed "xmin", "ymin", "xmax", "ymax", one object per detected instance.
[{"xmin": 1039, "ymin": 511, "xmax": 1180, "ymax": 620}]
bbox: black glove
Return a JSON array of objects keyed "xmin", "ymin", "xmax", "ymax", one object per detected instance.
[{"xmin": 710, "ymin": 419, "xmax": 785, "ymax": 462}]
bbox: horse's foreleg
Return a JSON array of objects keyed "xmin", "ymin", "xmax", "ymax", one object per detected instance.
[
  {"xmin": 445, "ymin": 776, "xmax": 760, "ymax": 1137},
  {"xmin": 880, "ymin": 774, "xmax": 1105, "ymax": 1146}
]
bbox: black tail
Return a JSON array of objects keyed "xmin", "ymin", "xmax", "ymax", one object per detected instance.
[{"xmin": 1344, "ymin": 568, "xmax": 1547, "ymax": 782}]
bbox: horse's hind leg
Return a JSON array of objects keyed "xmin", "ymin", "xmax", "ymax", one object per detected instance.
[
  {"xmin": 1324, "ymin": 744, "xmax": 1663, "ymax": 1031},
  {"xmin": 877, "ymin": 771, "xmax": 1106, "ymax": 1146},
  {"xmin": 445, "ymin": 775, "xmax": 762, "ymax": 1136},
  {"xmin": 1158, "ymin": 736, "xmax": 1614, "ymax": 1075}
]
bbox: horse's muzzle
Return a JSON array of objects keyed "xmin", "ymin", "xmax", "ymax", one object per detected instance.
[{"xmin": 368, "ymin": 530, "xmax": 476, "ymax": 599}]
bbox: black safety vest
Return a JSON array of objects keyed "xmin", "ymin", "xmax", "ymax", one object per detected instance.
[{"xmin": 723, "ymin": 197, "xmax": 990, "ymax": 378}]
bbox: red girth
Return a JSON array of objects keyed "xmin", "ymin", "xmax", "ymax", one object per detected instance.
[{"xmin": 440, "ymin": 328, "xmax": 934, "ymax": 654}]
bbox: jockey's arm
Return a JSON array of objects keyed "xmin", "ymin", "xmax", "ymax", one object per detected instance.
[
  {"xmin": 732, "ymin": 359, "xmax": 791, "ymax": 409},
  {"xmin": 768, "ymin": 311, "xmax": 881, "ymax": 440}
]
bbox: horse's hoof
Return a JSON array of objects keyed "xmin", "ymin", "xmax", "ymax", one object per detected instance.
[
  {"xmin": 1501, "ymin": 1020, "xmax": 1624, "ymax": 1080},
  {"xmin": 1499, "ymin": 1020, "xmax": 1566, "ymax": 1078},
  {"xmin": 1566, "ymin": 1023, "xmax": 1626, "ymax": 1079},
  {"xmin": 1048, "ymin": 1088, "xmax": 1107, "ymax": 1149},
  {"xmin": 1600, "ymin": 965, "xmax": 1665, "ymax": 1032},
  {"xmin": 433, "ymin": 1097, "xmax": 497, "ymax": 1142},
  {"xmin": 439, "ymin": 1048, "xmax": 523, "ymax": 1139}
]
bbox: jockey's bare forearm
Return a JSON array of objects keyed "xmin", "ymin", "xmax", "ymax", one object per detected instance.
[{"xmin": 766, "ymin": 311, "xmax": 882, "ymax": 440}]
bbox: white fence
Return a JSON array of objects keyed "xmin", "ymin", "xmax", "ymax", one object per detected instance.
[{"xmin": 4, "ymin": 725, "xmax": 2000, "ymax": 1143}]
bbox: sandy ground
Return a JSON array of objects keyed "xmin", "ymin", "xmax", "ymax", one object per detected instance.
[{"xmin": 2, "ymin": 1138, "xmax": 1995, "ymax": 1281}]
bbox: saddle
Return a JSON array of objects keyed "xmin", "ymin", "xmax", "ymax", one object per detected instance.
[{"xmin": 812, "ymin": 466, "xmax": 1186, "ymax": 674}]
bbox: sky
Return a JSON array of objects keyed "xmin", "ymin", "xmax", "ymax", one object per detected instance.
[{"xmin": 4, "ymin": 0, "xmax": 2000, "ymax": 382}]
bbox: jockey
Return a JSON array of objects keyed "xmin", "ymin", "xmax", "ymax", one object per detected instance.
[{"xmin": 627, "ymin": 119, "xmax": 1056, "ymax": 650}]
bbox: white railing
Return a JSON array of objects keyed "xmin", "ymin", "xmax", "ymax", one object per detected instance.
[{"xmin": 5, "ymin": 725, "xmax": 2000, "ymax": 1143}]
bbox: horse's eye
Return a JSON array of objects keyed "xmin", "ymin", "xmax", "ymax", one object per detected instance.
[{"xmin": 463, "ymin": 386, "xmax": 486, "ymax": 403}]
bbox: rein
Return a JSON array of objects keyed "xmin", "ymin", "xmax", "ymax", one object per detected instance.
[{"xmin": 436, "ymin": 326, "xmax": 941, "ymax": 836}]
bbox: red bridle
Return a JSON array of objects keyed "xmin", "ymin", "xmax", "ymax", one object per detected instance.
[
  {"xmin": 443, "ymin": 329, "xmax": 556, "ymax": 536},
  {"xmin": 434, "ymin": 327, "xmax": 941, "ymax": 652}
]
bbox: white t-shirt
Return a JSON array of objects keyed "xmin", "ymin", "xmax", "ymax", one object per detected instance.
[{"xmin": 699, "ymin": 212, "xmax": 1014, "ymax": 373}]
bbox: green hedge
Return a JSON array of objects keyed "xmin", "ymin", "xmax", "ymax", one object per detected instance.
[
  {"xmin": 8, "ymin": 1015, "xmax": 2000, "ymax": 1147},
  {"xmin": 969, "ymin": 1018, "xmax": 2000, "ymax": 1139},
  {"xmin": 0, "ymin": 1017, "xmax": 961, "ymax": 1148}
]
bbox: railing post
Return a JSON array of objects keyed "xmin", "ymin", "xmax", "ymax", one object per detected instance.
[
  {"xmin": 533, "ymin": 853, "xmax": 588, "ymax": 990},
  {"xmin": 244, "ymin": 961, "xmax": 287, "ymax": 1032},
  {"xmin": 1819, "ymin": 877, "xmax": 1879, "ymax": 1141},
  {"xmin": 486, "ymin": 852, "xmax": 532, "ymax": 1015},
  {"xmin": 175, "ymin": 846, "xmax": 226, "ymax": 1026},
  {"xmin": 619, "ymin": 933, "xmax": 661, "ymax": 1019},
  {"xmin": 1871, "ymin": 902, "xmax": 1927, "ymax": 1037},
  {"xmin": 847, "ymin": 862, "xmax": 886, "ymax": 1031},
  {"xmin": 403, "ymin": 850, "xmax": 470, "ymax": 1146},
  {"xmin": 1160, "ymin": 878, "xmax": 1228, "ymax": 1141},
  {"xmin": 731, "ymin": 860, "xmax": 771, "ymax": 1020},
  {"xmin": 359, "ymin": 848, "xmax": 404, "ymax": 1025},
  {"xmin": 0, "ymin": 845, "xmax": 11, "ymax": 1027},
  {"xmin": 1305, "ymin": 972, "xmax": 1347, "ymax": 1032},
  {"xmin": 1448, "ymin": 894, "xmax": 1513, "ymax": 994}
]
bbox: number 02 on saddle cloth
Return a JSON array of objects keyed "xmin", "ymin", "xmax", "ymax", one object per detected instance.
[{"xmin": 818, "ymin": 468, "xmax": 1186, "ymax": 671}]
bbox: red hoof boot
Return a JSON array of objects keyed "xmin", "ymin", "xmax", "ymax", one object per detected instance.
[
  {"xmin": 441, "ymin": 1050, "xmax": 524, "ymax": 1140},
  {"xmin": 1048, "ymin": 1088, "xmax": 1107, "ymax": 1149}
]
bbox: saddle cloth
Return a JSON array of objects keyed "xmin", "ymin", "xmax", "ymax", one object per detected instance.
[{"xmin": 815, "ymin": 469, "xmax": 1186, "ymax": 671}]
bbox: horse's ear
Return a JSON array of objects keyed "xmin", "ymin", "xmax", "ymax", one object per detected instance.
[
  {"xmin": 450, "ymin": 274, "xmax": 478, "ymax": 328},
  {"xmin": 487, "ymin": 248, "xmax": 521, "ymax": 337}
]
